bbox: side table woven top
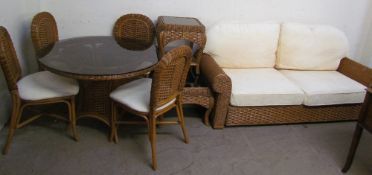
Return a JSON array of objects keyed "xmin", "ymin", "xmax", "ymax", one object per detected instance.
[{"xmin": 157, "ymin": 16, "xmax": 205, "ymax": 33}]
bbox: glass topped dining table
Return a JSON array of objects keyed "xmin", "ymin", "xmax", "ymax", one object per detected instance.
[{"xmin": 39, "ymin": 36, "xmax": 158, "ymax": 132}]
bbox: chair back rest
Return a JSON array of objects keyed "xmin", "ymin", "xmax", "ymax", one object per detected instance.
[
  {"xmin": 150, "ymin": 45, "xmax": 192, "ymax": 110},
  {"xmin": 0, "ymin": 26, "xmax": 21, "ymax": 91},
  {"xmin": 113, "ymin": 13, "xmax": 155, "ymax": 50},
  {"xmin": 31, "ymin": 11, "xmax": 59, "ymax": 58}
]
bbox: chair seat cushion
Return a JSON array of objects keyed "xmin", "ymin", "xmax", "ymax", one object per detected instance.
[
  {"xmin": 223, "ymin": 68, "xmax": 305, "ymax": 106},
  {"xmin": 280, "ymin": 70, "xmax": 366, "ymax": 106},
  {"xmin": 17, "ymin": 71, "xmax": 79, "ymax": 101},
  {"xmin": 110, "ymin": 78, "xmax": 175, "ymax": 113}
]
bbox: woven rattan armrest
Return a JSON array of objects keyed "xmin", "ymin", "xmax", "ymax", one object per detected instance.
[
  {"xmin": 200, "ymin": 53, "xmax": 231, "ymax": 93},
  {"xmin": 338, "ymin": 57, "xmax": 372, "ymax": 87},
  {"xmin": 199, "ymin": 53, "xmax": 231, "ymax": 128}
]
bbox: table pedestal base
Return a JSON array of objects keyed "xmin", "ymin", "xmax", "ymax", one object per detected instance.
[{"xmin": 76, "ymin": 79, "xmax": 134, "ymax": 128}]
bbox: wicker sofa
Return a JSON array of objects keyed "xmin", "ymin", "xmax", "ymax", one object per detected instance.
[{"xmin": 200, "ymin": 22, "xmax": 372, "ymax": 129}]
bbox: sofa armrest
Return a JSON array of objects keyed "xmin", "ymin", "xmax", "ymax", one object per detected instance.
[
  {"xmin": 200, "ymin": 53, "xmax": 231, "ymax": 129},
  {"xmin": 200, "ymin": 53, "xmax": 232, "ymax": 93},
  {"xmin": 337, "ymin": 57, "xmax": 372, "ymax": 88}
]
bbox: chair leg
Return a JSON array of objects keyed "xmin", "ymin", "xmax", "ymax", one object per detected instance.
[
  {"xmin": 69, "ymin": 97, "xmax": 79, "ymax": 141},
  {"xmin": 176, "ymin": 102, "xmax": 189, "ymax": 144},
  {"xmin": 342, "ymin": 124, "xmax": 364, "ymax": 173},
  {"xmin": 2, "ymin": 102, "xmax": 20, "ymax": 155},
  {"xmin": 110, "ymin": 102, "xmax": 118, "ymax": 143},
  {"xmin": 149, "ymin": 117, "xmax": 157, "ymax": 170}
]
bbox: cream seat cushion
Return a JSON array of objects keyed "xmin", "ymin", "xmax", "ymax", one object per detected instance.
[
  {"xmin": 280, "ymin": 70, "xmax": 366, "ymax": 106},
  {"xmin": 205, "ymin": 22, "xmax": 280, "ymax": 68},
  {"xmin": 110, "ymin": 78, "xmax": 176, "ymax": 113},
  {"xmin": 276, "ymin": 23, "xmax": 349, "ymax": 70},
  {"xmin": 17, "ymin": 71, "xmax": 79, "ymax": 101},
  {"xmin": 223, "ymin": 68, "xmax": 304, "ymax": 106}
]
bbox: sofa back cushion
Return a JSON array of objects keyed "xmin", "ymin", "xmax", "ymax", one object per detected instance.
[
  {"xmin": 205, "ymin": 22, "xmax": 280, "ymax": 68},
  {"xmin": 276, "ymin": 23, "xmax": 349, "ymax": 70}
]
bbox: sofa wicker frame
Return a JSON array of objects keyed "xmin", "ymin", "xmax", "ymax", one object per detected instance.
[{"xmin": 200, "ymin": 53, "xmax": 372, "ymax": 129}]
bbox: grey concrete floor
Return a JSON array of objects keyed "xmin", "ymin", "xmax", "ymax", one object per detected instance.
[{"xmin": 0, "ymin": 107, "xmax": 371, "ymax": 175}]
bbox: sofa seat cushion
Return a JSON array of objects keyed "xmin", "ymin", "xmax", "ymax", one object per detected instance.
[
  {"xmin": 276, "ymin": 23, "xmax": 349, "ymax": 70},
  {"xmin": 205, "ymin": 22, "xmax": 280, "ymax": 68},
  {"xmin": 224, "ymin": 68, "xmax": 305, "ymax": 106},
  {"xmin": 17, "ymin": 71, "xmax": 79, "ymax": 101},
  {"xmin": 280, "ymin": 70, "xmax": 366, "ymax": 106}
]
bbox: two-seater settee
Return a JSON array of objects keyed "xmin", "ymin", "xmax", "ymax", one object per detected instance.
[{"xmin": 200, "ymin": 22, "xmax": 372, "ymax": 129}]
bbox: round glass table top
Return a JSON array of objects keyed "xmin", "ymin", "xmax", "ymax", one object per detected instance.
[{"xmin": 39, "ymin": 36, "xmax": 158, "ymax": 80}]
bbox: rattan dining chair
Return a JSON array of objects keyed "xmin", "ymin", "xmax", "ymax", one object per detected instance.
[
  {"xmin": 0, "ymin": 26, "xmax": 79, "ymax": 154},
  {"xmin": 113, "ymin": 13, "xmax": 155, "ymax": 50},
  {"xmin": 31, "ymin": 12, "xmax": 59, "ymax": 64},
  {"xmin": 110, "ymin": 45, "xmax": 192, "ymax": 170}
]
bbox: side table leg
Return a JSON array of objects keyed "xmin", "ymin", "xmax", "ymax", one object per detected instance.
[
  {"xmin": 203, "ymin": 108, "xmax": 211, "ymax": 126},
  {"xmin": 342, "ymin": 124, "xmax": 364, "ymax": 173}
]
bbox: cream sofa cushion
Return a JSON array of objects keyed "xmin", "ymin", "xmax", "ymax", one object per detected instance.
[
  {"xmin": 205, "ymin": 22, "xmax": 280, "ymax": 68},
  {"xmin": 223, "ymin": 68, "xmax": 304, "ymax": 106},
  {"xmin": 280, "ymin": 70, "xmax": 366, "ymax": 106},
  {"xmin": 17, "ymin": 71, "xmax": 79, "ymax": 101},
  {"xmin": 110, "ymin": 78, "xmax": 175, "ymax": 113},
  {"xmin": 276, "ymin": 23, "xmax": 349, "ymax": 70}
]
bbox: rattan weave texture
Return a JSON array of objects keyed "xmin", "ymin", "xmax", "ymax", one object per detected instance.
[
  {"xmin": 113, "ymin": 14, "xmax": 155, "ymax": 50},
  {"xmin": 0, "ymin": 27, "xmax": 21, "ymax": 91},
  {"xmin": 226, "ymin": 105, "xmax": 361, "ymax": 126},
  {"xmin": 31, "ymin": 12, "xmax": 58, "ymax": 59},
  {"xmin": 182, "ymin": 87, "xmax": 215, "ymax": 125}
]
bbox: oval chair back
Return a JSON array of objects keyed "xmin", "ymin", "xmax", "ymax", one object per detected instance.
[
  {"xmin": 0, "ymin": 26, "xmax": 22, "ymax": 92},
  {"xmin": 31, "ymin": 12, "xmax": 59, "ymax": 59},
  {"xmin": 113, "ymin": 13, "xmax": 155, "ymax": 50}
]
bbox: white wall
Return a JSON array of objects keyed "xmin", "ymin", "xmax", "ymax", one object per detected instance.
[
  {"xmin": 41, "ymin": 0, "xmax": 371, "ymax": 62},
  {"xmin": 358, "ymin": 1, "xmax": 372, "ymax": 67},
  {"xmin": 0, "ymin": 0, "xmax": 40, "ymax": 129}
]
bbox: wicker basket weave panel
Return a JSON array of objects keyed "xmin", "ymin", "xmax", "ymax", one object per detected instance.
[
  {"xmin": 226, "ymin": 104, "xmax": 361, "ymax": 126},
  {"xmin": 0, "ymin": 26, "xmax": 22, "ymax": 91},
  {"xmin": 199, "ymin": 54, "xmax": 232, "ymax": 93},
  {"xmin": 160, "ymin": 31, "xmax": 206, "ymax": 49},
  {"xmin": 113, "ymin": 14, "xmax": 155, "ymax": 50},
  {"xmin": 182, "ymin": 87, "xmax": 214, "ymax": 108},
  {"xmin": 150, "ymin": 46, "xmax": 192, "ymax": 109},
  {"xmin": 79, "ymin": 81, "xmax": 111, "ymax": 116},
  {"xmin": 31, "ymin": 12, "xmax": 59, "ymax": 59},
  {"xmin": 181, "ymin": 87, "xmax": 215, "ymax": 125}
]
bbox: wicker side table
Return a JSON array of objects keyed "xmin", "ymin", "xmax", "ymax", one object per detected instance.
[
  {"xmin": 157, "ymin": 16, "xmax": 206, "ymax": 85},
  {"xmin": 182, "ymin": 87, "xmax": 214, "ymax": 126}
]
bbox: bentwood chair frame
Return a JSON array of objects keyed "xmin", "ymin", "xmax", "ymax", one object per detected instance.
[
  {"xmin": 110, "ymin": 45, "xmax": 192, "ymax": 170},
  {"xmin": 113, "ymin": 13, "xmax": 155, "ymax": 50},
  {"xmin": 0, "ymin": 26, "xmax": 77, "ymax": 154},
  {"xmin": 31, "ymin": 11, "xmax": 59, "ymax": 63}
]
